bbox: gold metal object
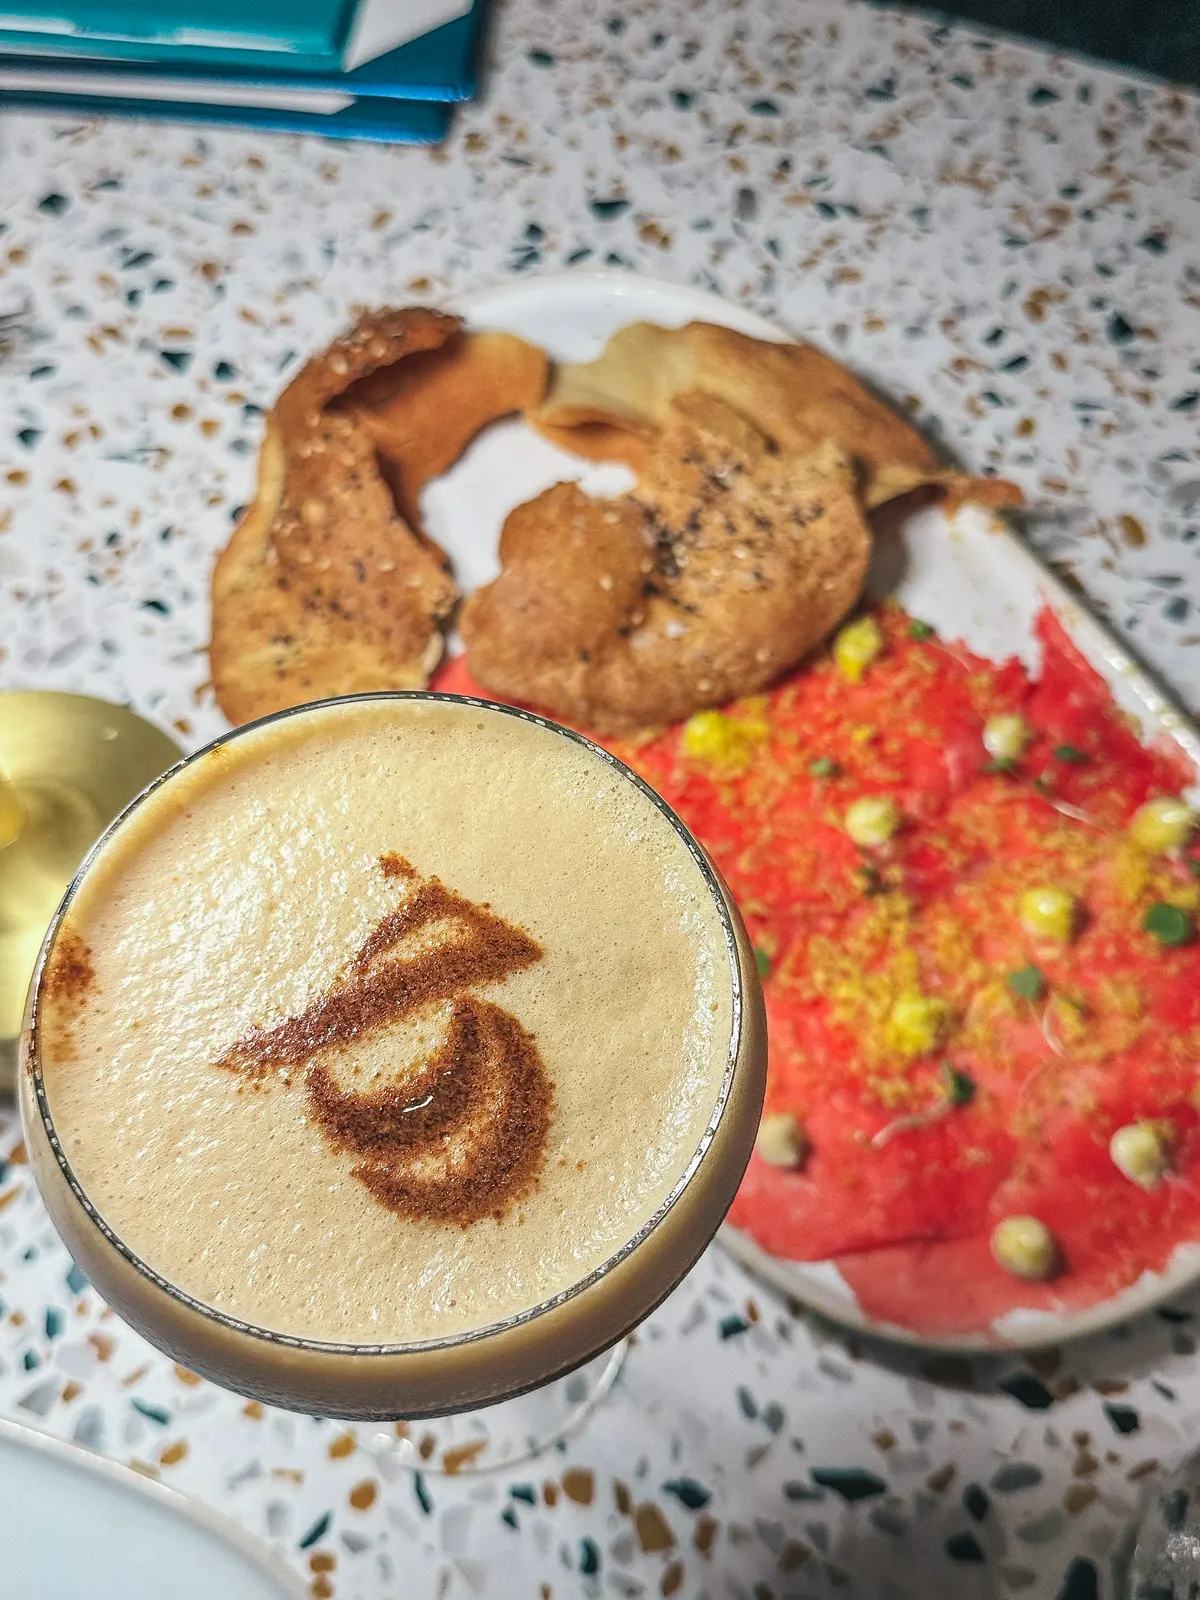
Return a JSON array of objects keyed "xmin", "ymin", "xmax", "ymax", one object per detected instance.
[{"xmin": 0, "ymin": 692, "xmax": 183, "ymax": 1087}]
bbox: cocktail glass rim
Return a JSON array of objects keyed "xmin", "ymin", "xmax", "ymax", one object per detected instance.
[{"xmin": 23, "ymin": 689, "xmax": 747, "ymax": 1361}]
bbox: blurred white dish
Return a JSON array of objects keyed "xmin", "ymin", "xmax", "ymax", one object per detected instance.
[{"xmin": 0, "ymin": 1413, "xmax": 305, "ymax": 1599}]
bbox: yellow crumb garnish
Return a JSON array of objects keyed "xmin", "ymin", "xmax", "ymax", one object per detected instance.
[
  {"xmin": 886, "ymin": 993, "xmax": 949, "ymax": 1057},
  {"xmin": 681, "ymin": 709, "xmax": 735, "ymax": 761},
  {"xmin": 680, "ymin": 705, "xmax": 768, "ymax": 772},
  {"xmin": 1112, "ymin": 838, "xmax": 1153, "ymax": 902},
  {"xmin": 834, "ymin": 616, "xmax": 884, "ymax": 683}
]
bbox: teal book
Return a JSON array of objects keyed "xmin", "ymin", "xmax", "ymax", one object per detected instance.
[
  {"xmin": 0, "ymin": 83, "xmax": 452, "ymax": 139},
  {"xmin": 0, "ymin": 8, "xmax": 482, "ymax": 101},
  {"xmin": 0, "ymin": 0, "xmax": 472, "ymax": 73}
]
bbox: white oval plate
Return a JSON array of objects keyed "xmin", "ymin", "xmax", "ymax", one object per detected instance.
[
  {"xmin": 0, "ymin": 1414, "xmax": 306, "ymax": 1599},
  {"xmin": 439, "ymin": 271, "xmax": 1200, "ymax": 1351}
]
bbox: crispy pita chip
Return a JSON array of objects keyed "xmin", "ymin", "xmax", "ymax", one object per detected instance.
[
  {"xmin": 531, "ymin": 419, "xmax": 653, "ymax": 476},
  {"xmin": 862, "ymin": 461, "xmax": 1024, "ymax": 515},
  {"xmin": 344, "ymin": 330, "xmax": 548, "ymax": 526},
  {"xmin": 532, "ymin": 320, "xmax": 1022, "ymax": 513},
  {"xmin": 462, "ymin": 392, "xmax": 871, "ymax": 733},
  {"xmin": 211, "ymin": 310, "xmax": 549, "ymax": 726},
  {"xmin": 211, "ymin": 309, "xmax": 464, "ymax": 726}
]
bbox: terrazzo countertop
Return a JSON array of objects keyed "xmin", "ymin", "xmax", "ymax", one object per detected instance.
[{"xmin": 3, "ymin": 2, "xmax": 1200, "ymax": 1596}]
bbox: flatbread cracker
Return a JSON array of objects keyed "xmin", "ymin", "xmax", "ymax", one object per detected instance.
[
  {"xmin": 462, "ymin": 393, "xmax": 871, "ymax": 733},
  {"xmin": 210, "ymin": 310, "xmax": 546, "ymax": 726},
  {"xmin": 344, "ymin": 330, "xmax": 547, "ymax": 527},
  {"xmin": 532, "ymin": 320, "xmax": 1022, "ymax": 513}
]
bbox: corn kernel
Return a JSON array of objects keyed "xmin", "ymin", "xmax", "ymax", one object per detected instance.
[
  {"xmin": 833, "ymin": 616, "xmax": 884, "ymax": 683},
  {"xmin": 983, "ymin": 713, "xmax": 1032, "ymax": 763},
  {"xmin": 755, "ymin": 1112, "xmax": 809, "ymax": 1169},
  {"xmin": 990, "ymin": 1215, "xmax": 1058, "ymax": 1281},
  {"xmin": 1110, "ymin": 1120, "xmax": 1174, "ymax": 1189},
  {"xmin": 1019, "ymin": 885, "xmax": 1078, "ymax": 943},
  {"xmin": 886, "ymin": 993, "xmax": 949, "ymax": 1057},
  {"xmin": 845, "ymin": 795, "xmax": 900, "ymax": 848},
  {"xmin": 1129, "ymin": 796, "xmax": 1196, "ymax": 854}
]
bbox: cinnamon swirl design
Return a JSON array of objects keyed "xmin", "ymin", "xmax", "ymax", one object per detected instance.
[{"xmin": 215, "ymin": 856, "xmax": 551, "ymax": 1225}]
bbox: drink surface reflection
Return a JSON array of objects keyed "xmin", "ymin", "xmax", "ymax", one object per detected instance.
[{"xmin": 21, "ymin": 693, "xmax": 765, "ymax": 1418}]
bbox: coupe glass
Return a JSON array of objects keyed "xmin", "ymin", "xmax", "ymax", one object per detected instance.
[{"xmin": 19, "ymin": 694, "xmax": 766, "ymax": 1471}]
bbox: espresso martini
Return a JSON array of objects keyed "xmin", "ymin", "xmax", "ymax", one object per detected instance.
[{"xmin": 23, "ymin": 696, "xmax": 762, "ymax": 1413}]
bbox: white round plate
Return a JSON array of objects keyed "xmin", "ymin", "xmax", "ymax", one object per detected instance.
[
  {"xmin": 0, "ymin": 1413, "xmax": 306, "ymax": 1599},
  {"xmin": 439, "ymin": 270, "xmax": 1200, "ymax": 1351}
]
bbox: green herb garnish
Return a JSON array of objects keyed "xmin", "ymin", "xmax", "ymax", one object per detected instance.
[
  {"xmin": 908, "ymin": 618, "xmax": 935, "ymax": 641},
  {"xmin": 1008, "ymin": 964, "xmax": 1045, "ymax": 1001},
  {"xmin": 872, "ymin": 1065, "xmax": 975, "ymax": 1147},
  {"xmin": 1033, "ymin": 774, "xmax": 1053, "ymax": 794},
  {"xmin": 857, "ymin": 862, "xmax": 886, "ymax": 897},
  {"xmin": 1143, "ymin": 902, "xmax": 1193, "ymax": 947},
  {"xmin": 1054, "ymin": 744, "xmax": 1088, "ymax": 764},
  {"xmin": 755, "ymin": 947, "xmax": 772, "ymax": 979},
  {"xmin": 940, "ymin": 1061, "xmax": 976, "ymax": 1106},
  {"xmin": 982, "ymin": 758, "xmax": 1016, "ymax": 775},
  {"xmin": 809, "ymin": 756, "xmax": 838, "ymax": 778}
]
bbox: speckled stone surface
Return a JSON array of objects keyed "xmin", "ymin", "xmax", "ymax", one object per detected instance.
[{"xmin": 3, "ymin": 1, "xmax": 1200, "ymax": 1596}]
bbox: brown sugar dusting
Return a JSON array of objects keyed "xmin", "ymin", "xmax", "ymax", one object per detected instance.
[{"xmin": 214, "ymin": 859, "xmax": 552, "ymax": 1225}]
